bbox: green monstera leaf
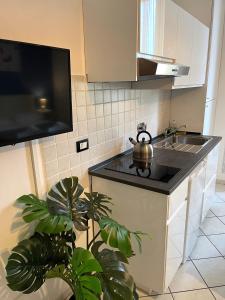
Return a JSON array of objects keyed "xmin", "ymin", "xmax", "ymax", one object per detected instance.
[
  {"xmin": 17, "ymin": 194, "xmax": 73, "ymax": 234},
  {"xmin": 47, "ymin": 177, "xmax": 89, "ymax": 231},
  {"xmin": 83, "ymin": 192, "xmax": 112, "ymax": 221},
  {"xmin": 99, "ymin": 217, "xmax": 145, "ymax": 257},
  {"xmin": 47, "ymin": 248, "xmax": 102, "ymax": 300},
  {"xmin": 6, "ymin": 232, "xmax": 72, "ymax": 294},
  {"xmin": 91, "ymin": 241, "xmax": 136, "ymax": 300}
]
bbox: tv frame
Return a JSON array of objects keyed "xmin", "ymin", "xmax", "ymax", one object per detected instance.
[{"xmin": 0, "ymin": 38, "xmax": 73, "ymax": 147}]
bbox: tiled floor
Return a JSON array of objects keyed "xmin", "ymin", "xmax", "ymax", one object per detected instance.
[{"xmin": 138, "ymin": 184, "xmax": 225, "ymax": 299}]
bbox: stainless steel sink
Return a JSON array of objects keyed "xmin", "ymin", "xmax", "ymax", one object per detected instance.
[{"xmin": 154, "ymin": 135, "xmax": 212, "ymax": 154}]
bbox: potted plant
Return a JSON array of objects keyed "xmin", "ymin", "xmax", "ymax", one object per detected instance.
[{"xmin": 5, "ymin": 176, "xmax": 144, "ymax": 300}]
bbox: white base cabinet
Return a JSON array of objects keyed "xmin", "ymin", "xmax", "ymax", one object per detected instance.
[
  {"xmin": 202, "ymin": 176, "xmax": 217, "ymax": 222},
  {"xmin": 165, "ymin": 201, "xmax": 187, "ymax": 288},
  {"xmin": 201, "ymin": 144, "xmax": 220, "ymax": 222},
  {"xmin": 91, "ymin": 142, "xmax": 220, "ymax": 293},
  {"xmin": 92, "ymin": 176, "xmax": 188, "ymax": 294},
  {"xmin": 183, "ymin": 162, "xmax": 206, "ymax": 262}
]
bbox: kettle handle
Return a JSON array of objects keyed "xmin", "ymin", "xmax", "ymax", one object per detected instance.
[{"xmin": 136, "ymin": 130, "xmax": 152, "ymax": 144}]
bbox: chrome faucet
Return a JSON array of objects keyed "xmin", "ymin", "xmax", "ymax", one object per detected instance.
[{"xmin": 164, "ymin": 124, "xmax": 186, "ymax": 138}]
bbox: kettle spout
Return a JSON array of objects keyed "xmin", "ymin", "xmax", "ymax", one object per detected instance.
[{"xmin": 129, "ymin": 137, "xmax": 137, "ymax": 145}]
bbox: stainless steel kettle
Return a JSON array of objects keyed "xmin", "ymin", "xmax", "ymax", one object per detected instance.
[{"xmin": 129, "ymin": 124, "xmax": 153, "ymax": 162}]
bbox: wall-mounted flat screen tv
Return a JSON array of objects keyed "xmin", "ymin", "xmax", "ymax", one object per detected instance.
[{"xmin": 0, "ymin": 39, "xmax": 72, "ymax": 147}]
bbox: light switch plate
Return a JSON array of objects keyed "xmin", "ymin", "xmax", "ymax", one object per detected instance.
[{"xmin": 76, "ymin": 138, "xmax": 89, "ymax": 153}]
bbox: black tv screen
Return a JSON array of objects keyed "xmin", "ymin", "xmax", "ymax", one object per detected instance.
[{"xmin": 0, "ymin": 39, "xmax": 73, "ymax": 147}]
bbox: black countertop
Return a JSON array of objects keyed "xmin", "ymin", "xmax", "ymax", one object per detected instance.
[{"xmin": 88, "ymin": 134, "xmax": 222, "ymax": 195}]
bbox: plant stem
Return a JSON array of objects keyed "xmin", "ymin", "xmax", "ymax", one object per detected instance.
[
  {"xmin": 69, "ymin": 229, "xmax": 76, "ymax": 250},
  {"xmin": 86, "ymin": 218, "xmax": 89, "ymax": 250},
  {"xmin": 87, "ymin": 230, "xmax": 101, "ymax": 250}
]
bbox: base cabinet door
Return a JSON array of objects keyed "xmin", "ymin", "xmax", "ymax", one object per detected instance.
[
  {"xmin": 201, "ymin": 143, "xmax": 220, "ymax": 222},
  {"xmin": 202, "ymin": 176, "xmax": 217, "ymax": 222},
  {"xmin": 183, "ymin": 163, "xmax": 206, "ymax": 262},
  {"xmin": 165, "ymin": 201, "xmax": 187, "ymax": 288},
  {"xmin": 205, "ymin": 144, "xmax": 219, "ymax": 186}
]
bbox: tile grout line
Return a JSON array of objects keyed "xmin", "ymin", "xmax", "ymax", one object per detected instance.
[
  {"xmin": 170, "ymin": 287, "xmax": 210, "ymax": 294},
  {"xmin": 204, "ymin": 232, "xmax": 225, "ymax": 236},
  {"xmin": 191, "ymin": 254, "xmax": 223, "ymax": 261},
  {"xmin": 168, "ymin": 287, "xmax": 175, "ymax": 300},
  {"xmin": 204, "ymin": 234, "xmax": 225, "ymax": 258},
  {"xmin": 215, "ymin": 192, "xmax": 225, "ymax": 202},
  {"xmin": 199, "ymin": 223, "xmax": 225, "ymax": 257},
  {"xmin": 215, "ymin": 214, "xmax": 225, "ymax": 225},
  {"xmin": 190, "ymin": 258, "xmax": 216, "ymax": 299}
]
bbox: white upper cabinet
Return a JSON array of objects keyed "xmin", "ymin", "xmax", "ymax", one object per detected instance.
[
  {"xmin": 83, "ymin": 0, "xmax": 138, "ymax": 82},
  {"xmin": 83, "ymin": 0, "xmax": 209, "ymax": 85},
  {"xmin": 173, "ymin": 8, "xmax": 193, "ymax": 87},
  {"xmin": 173, "ymin": 8, "xmax": 209, "ymax": 88},
  {"xmin": 163, "ymin": 0, "xmax": 180, "ymax": 60},
  {"xmin": 140, "ymin": 0, "xmax": 179, "ymax": 60},
  {"xmin": 140, "ymin": 0, "xmax": 165, "ymax": 58}
]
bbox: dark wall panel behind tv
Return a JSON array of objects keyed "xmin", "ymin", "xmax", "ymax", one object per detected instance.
[{"xmin": 0, "ymin": 39, "xmax": 72, "ymax": 147}]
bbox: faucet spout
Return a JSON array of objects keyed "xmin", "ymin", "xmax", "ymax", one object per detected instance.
[{"xmin": 164, "ymin": 124, "xmax": 186, "ymax": 138}]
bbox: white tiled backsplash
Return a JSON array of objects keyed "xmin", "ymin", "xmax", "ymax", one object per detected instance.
[{"xmin": 40, "ymin": 75, "xmax": 171, "ymax": 190}]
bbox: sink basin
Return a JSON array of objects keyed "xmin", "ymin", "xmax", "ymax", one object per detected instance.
[
  {"xmin": 165, "ymin": 135, "xmax": 211, "ymax": 146},
  {"xmin": 154, "ymin": 135, "xmax": 212, "ymax": 154}
]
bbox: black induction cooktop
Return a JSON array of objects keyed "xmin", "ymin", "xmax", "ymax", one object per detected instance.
[{"xmin": 105, "ymin": 154, "xmax": 180, "ymax": 183}]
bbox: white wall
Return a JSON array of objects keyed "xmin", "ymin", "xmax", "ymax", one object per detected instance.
[
  {"xmin": 0, "ymin": 1, "xmax": 85, "ymax": 299},
  {"xmin": 0, "ymin": 0, "xmax": 85, "ymax": 75},
  {"xmin": 214, "ymin": 18, "xmax": 225, "ymax": 181},
  {"xmin": 170, "ymin": 87, "xmax": 206, "ymax": 132},
  {"xmin": 0, "ymin": 1, "xmax": 172, "ymax": 299},
  {"xmin": 0, "ymin": 144, "xmax": 35, "ymax": 299}
]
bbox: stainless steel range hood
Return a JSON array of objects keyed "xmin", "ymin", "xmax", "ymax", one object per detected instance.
[{"xmin": 137, "ymin": 53, "xmax": 190, "ymax": 80}]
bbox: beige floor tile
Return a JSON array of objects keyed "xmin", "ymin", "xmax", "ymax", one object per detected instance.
[
  {"xmin": 140, "ymin": 295, "xmax": 173, "ymax": 300},
  {"xmin": 211, "ymin": 203, "xmax": 225, "ymax": 217},
  {"xmin": 206, "ymin": 210, "xmax": 215, "ymax": 218},
  {"xmin": 172, "ymin": 289, "xmax": 214, "ymax": 300},
  {"xmin": 169, "ymin": 261, "xmax": 206, "ymax": 292},
  {"xmin": 219, "ymin": 216, "xmax": 225, "ymax": 224},
  {"xmin": 211, "ymin": 286, "xmax": 225, "ymax": 299},
  {"xmin": 200, "ymin": 217, "xmax": 225, "ymax": 235},
  {"xmin": 193, "ymin": 257, "xmax": 225, "ymax": 287},
  {"xmin": 137, "ymin": 288, "xmax": 170, "ymax": 297},
  {"xmin": 208, "ymin": 234, "xmax": 225, "ymax": 255},
  {"xmin": 190, "ymin": 236, "xmax": 221, "ymax": 259}
]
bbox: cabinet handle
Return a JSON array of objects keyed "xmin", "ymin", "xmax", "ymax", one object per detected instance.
[{"xmin": 172, "ymin": 69, "xmax": 178, "ymax": 72}]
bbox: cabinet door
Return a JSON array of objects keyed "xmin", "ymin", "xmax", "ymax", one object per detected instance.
[
  {"xmin": 165, "ymin": 201, "xmax": 187, "ymax": 288},
  {"xmin": 173, "ymin": 9, "xmax": 193, "ymax": 87},
  {"xmin": 163, "ymin": 0, "xmax": 179, "ymax": 59},
  {"xmin": 202, "ymin": 144, "xmax": 220, "ymax": 222},
  {"xmin": 203, "ymin": 100, "xmax": 216, "ymax": 135},
  {"xmin": 183, "ymin": 163, "xmax": 206, "ymax": 261},
  {"xmin": 205, "ymin": 144, "xmax": 219, "ymax": 186},
  {"xmin": 189, "ymin": 19, "xmax": 209, "ymax": 86},
  {"xmin": 139, "ymin": 0, "xmax": 165, "ymax": 57},
  {"xmin": 202, "ymin": 176, "xmax": 216, "ymax": 222}
]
